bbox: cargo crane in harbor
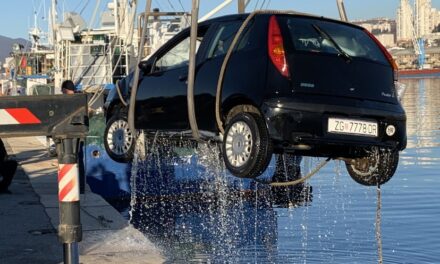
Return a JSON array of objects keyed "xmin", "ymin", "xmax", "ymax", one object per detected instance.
[
  {"xmin": 412, "ymin": 34, "xmax": 426, "ymax": 68},
  {"xmin": 412, "ymin": 0, "xmax": 426, "ymax": 68}
]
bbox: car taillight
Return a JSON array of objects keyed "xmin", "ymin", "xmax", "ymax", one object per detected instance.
[
  {"xmin": 364, "ymin": 29, "xmax": 398, "ymax": 79},
  {"xmin": 268, "ymin": 15, "xmax": 290, "ymax": 79}
]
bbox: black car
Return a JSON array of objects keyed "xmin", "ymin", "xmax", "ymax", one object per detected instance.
[{"xmin": 104, "ymin": 13, "xmax": 407, "ymax": 186}]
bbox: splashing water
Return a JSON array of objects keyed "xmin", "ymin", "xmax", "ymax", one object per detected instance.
[
  {"xmin": 124, "ymin": 131, "xmax": 388, "ymax": 263},
  {"xmin": 127, "ymin": 133, "xmax": 277, "ymax": 262},
  {"xmin": 89, "ymin": 79, "xmax": 439, "ymax": 263}
]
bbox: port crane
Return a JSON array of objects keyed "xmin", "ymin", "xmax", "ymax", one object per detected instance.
[{"xmin": 412, "ymin": 0, "xmax": 426, "ymax": 68}]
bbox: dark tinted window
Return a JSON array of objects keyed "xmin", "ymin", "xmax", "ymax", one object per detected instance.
[
  {"xmin": 207, "ymin": 22, "xmax": 242, "ymax": 58},
  {"xmin": 281, "ymin": 17, "xmax": 388, "ymax": 64}
]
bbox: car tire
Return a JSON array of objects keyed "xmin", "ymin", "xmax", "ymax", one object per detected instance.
[
  {"xmin": 345, "ymin": 148, "xmax": 399, "ymax": 186},
  {"xmin": 222, "ymin": 112, "xmax": 272, "ymax": 178},
  {"xmin": 104, "ymin": 109, "xmax": 135, "ymax": 163}
]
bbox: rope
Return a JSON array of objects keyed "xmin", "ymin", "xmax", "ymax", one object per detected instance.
[
  {"xmin": 260, "ymin": 0, "xmax": 267, "ymax": 10},
  {"xmin": 376, "ymin": 183, "xmax": 383, "ymax": 264},
  {"xmin": 253, "ymin": 0, "xmax": 260, "ymax": 11},
  {"xmin": 87, "ymin": 40, "xmax": 125, "ymax": 106},
  {"xmin": 70, "ymin": 0, "xmax": 102, "ymax": 82},
  {"xmin": 128, "ymin": 0, "xmax": 152, "ymax": 133},
  {"xmin": 255, "ymin": 157, "xmax": 331, "ymax": 187},
  {"xmin": 155, "ymin": 0, "xmax": 164, "ymax": 11},
  {"xmin": 178, "ymin": 0, "xmax": 190, "ymax": 25},
  {"xmin": 167, "ymin": 0, "xmax": 176, "ymax": 12},
  {"xmin": 79, "ymin": 0, "xmax": 91, "ymax": 15},
  {"xmin": 265, "ymin": 0, "xmax": 272, "ymax": 9},
  {"xmin": 73, "ymin": 0, "xmax": 86, "ymax": 12},
  {"xmin": 84, "ymin": 36, "xmax": 119, "ymax": 105},
  {"xmin": 86, "ymin": 2, "xmax": 138, "ymax": 107},
  {"xmin": 215, "ymin": 10, "xmax": 299, "ymax": 134},
  {"xmin": 115, "ymin": 81, "xmax": 129, "ymax": 107},
  {"xmin": 73, "ymin": 0, "xmax": 132, "ymax": 93}
]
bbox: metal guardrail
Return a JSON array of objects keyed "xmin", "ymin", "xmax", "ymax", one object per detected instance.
[{"xmin": 0, "ymin": 94, "xmax": 88, "ymax": 138}]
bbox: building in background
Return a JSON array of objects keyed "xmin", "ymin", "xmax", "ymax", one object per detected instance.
[
  {"xmin": 353, "ymin": 18, "xmax": 396, "ymax": 47},
  {"xmin": 415, "ymin": 0, "xmax": 432, "ymax": 37},
  {"xmin": 397, "ymin": 0, "xmax": 414, "ymax": 42},
  {"xmin": 397, "ymin": 0, "xmax": 440, "ymax": 40}
]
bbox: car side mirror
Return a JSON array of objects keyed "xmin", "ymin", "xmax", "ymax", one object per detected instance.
[{"xmin": 138, "ymin": 60, "xmax": 153, "ymax": 74}]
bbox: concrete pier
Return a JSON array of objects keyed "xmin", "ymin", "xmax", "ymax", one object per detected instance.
[{"xmin": 0, "ymin": 137, "xmax": 163, "ymax": 264}]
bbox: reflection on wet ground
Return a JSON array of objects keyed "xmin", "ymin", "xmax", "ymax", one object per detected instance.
[{"xmin": 88, "ymin": 78, "xmax": 440, "ymax": 263}]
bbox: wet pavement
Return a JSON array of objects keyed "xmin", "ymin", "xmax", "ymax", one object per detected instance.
[
  {"xmin": 0, "ymin": 137, "xmax": 163, "ymax": 264},
  {"xmin": 0, "ymin": 163, "xmax": 62, "ymax": 263}
]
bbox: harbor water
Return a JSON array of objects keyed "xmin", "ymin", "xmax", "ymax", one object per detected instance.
[{"xmin": 90, "ymin": 78, "xmax": 440, "ymax": 263}]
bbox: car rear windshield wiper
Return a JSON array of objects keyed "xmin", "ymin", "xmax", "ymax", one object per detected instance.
[{"xmin": 312, "ymin": 24, "xmax": 352, "ymax": 63}]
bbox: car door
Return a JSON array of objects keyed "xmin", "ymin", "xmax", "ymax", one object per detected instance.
[
  {"xmin": 193, "ymin": 21, "xmax": 243, "ymax": 131},
  {"xmin": 135, "ymin": 27, "xmax": 210, "ymax": 131}
]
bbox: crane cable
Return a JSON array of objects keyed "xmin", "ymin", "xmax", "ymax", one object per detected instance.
[
  {"xmin": 71, "ymin": 0, "xmax": 101, "ymax": 83},
  {"xmin": 376, "ymin": 183, "xmax": 383, "ymax": 264},
  {"xmin": 254, "ymin": 158, "xmax": 331, "ymax": 187},
  {"xmin": 215, "ymin": 10, "xmax": 298, "ymax": 134}
]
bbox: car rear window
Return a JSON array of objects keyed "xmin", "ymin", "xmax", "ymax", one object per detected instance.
[{"xmin": 280, "ymin": 16, "xmax": 389, "ymax": 65}]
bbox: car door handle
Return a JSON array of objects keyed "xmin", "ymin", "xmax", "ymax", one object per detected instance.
[{"xmin": 179, "ymin": 75, "xmax": 188, "ymax": 82}]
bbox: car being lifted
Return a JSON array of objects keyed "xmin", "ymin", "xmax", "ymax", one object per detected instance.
[{"xmin": 104, "ymin": 12, "xmax": 407, "ymax": 186}]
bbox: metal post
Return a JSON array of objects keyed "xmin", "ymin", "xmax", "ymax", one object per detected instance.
[
  {"xmin": 238, "ymin": 0, "xmax": 246, "ymax": 13},
  {"xmin": 128, "ymin": 0, "xmax": 151, "ymax": 133},
  {"xmin": 187, "ymin": 0, "xmax": 200, "ymax": 140},
  {"xmin": 336, "ymin": 0, "xmax": 348, "ymax": 21},
  {"xmin": 113, "ymin": 0, "xmax": 119, "ymax": 36},
  {"xmin": 56, "ymin": 138, "xmax": 82, "ymax": 264}
]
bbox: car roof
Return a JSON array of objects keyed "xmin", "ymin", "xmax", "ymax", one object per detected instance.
[{"xmin": 200, "ymin": 12, "xmax": 363, "ymax": 30}]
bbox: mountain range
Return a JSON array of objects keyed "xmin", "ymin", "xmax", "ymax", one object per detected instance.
[{"xmin": 0, "ymin": 35, "xmax": 29, "ymax": 65}]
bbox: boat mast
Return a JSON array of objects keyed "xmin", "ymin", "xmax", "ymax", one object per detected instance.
[{"xmin": 51, "ymin": 0, "xmax": 63, "ymax": 89}]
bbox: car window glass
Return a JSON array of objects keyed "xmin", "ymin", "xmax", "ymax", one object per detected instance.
[
  {"xmin": 282, "ymin": 17, "xmax": 388, "ymax": 64},
  {"xmin": 155, "ymin": 35, "xmax": 203, "ymax": 71},
  {"xmin": 236, "ymin": 24, "xmax": 253, "ymax": 50},
  {"xmin": 207, "ymin": 22, "xmax": 241, "ymax": 58}
]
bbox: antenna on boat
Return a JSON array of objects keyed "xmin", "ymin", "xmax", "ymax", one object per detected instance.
[{"xmin": 30, "ymin": 1, "xmax": 43, "ymax": 50}]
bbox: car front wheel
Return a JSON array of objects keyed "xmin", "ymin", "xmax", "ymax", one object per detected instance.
[
  {"xmin": 222, "ymin": 112, "xmax": 272, "ymax": 178},
  {"xmin": 104, "ymin": 110, "xmax": 135, "ymax": 163},
  {"xmin": 345, "ymin": 148, "xmax": 399, "ymax": 186}
]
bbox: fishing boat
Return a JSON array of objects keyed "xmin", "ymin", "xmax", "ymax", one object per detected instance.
[{"xmin": 398, "ymin": 68, "xmax": 440, "ymax": 79}]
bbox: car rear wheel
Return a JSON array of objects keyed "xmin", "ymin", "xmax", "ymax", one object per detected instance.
[
  {"xmin": 345, "ymin": 148, "xmax": 399, "ymax": 186},
  {"xmin": 222, "ymin": 112, "xmax": 272, "ymax": 178},
  {"xmin": 104, "ymin": 109, "xmax": 135, "ymax": 163}
]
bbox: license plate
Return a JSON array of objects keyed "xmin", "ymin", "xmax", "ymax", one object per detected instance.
[{"xmin": 328, "ymin": 118, "xmax": 378, "ymax": 137}]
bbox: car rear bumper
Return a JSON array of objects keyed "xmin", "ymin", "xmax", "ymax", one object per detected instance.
[{"xmin": 261, "ymin": 96, "xmax": 407, "ymax": 157}]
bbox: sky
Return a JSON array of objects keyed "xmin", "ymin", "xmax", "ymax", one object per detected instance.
[{"xmin": 1, "ymin": 0, "xmax": 440, "ymax": 39}]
